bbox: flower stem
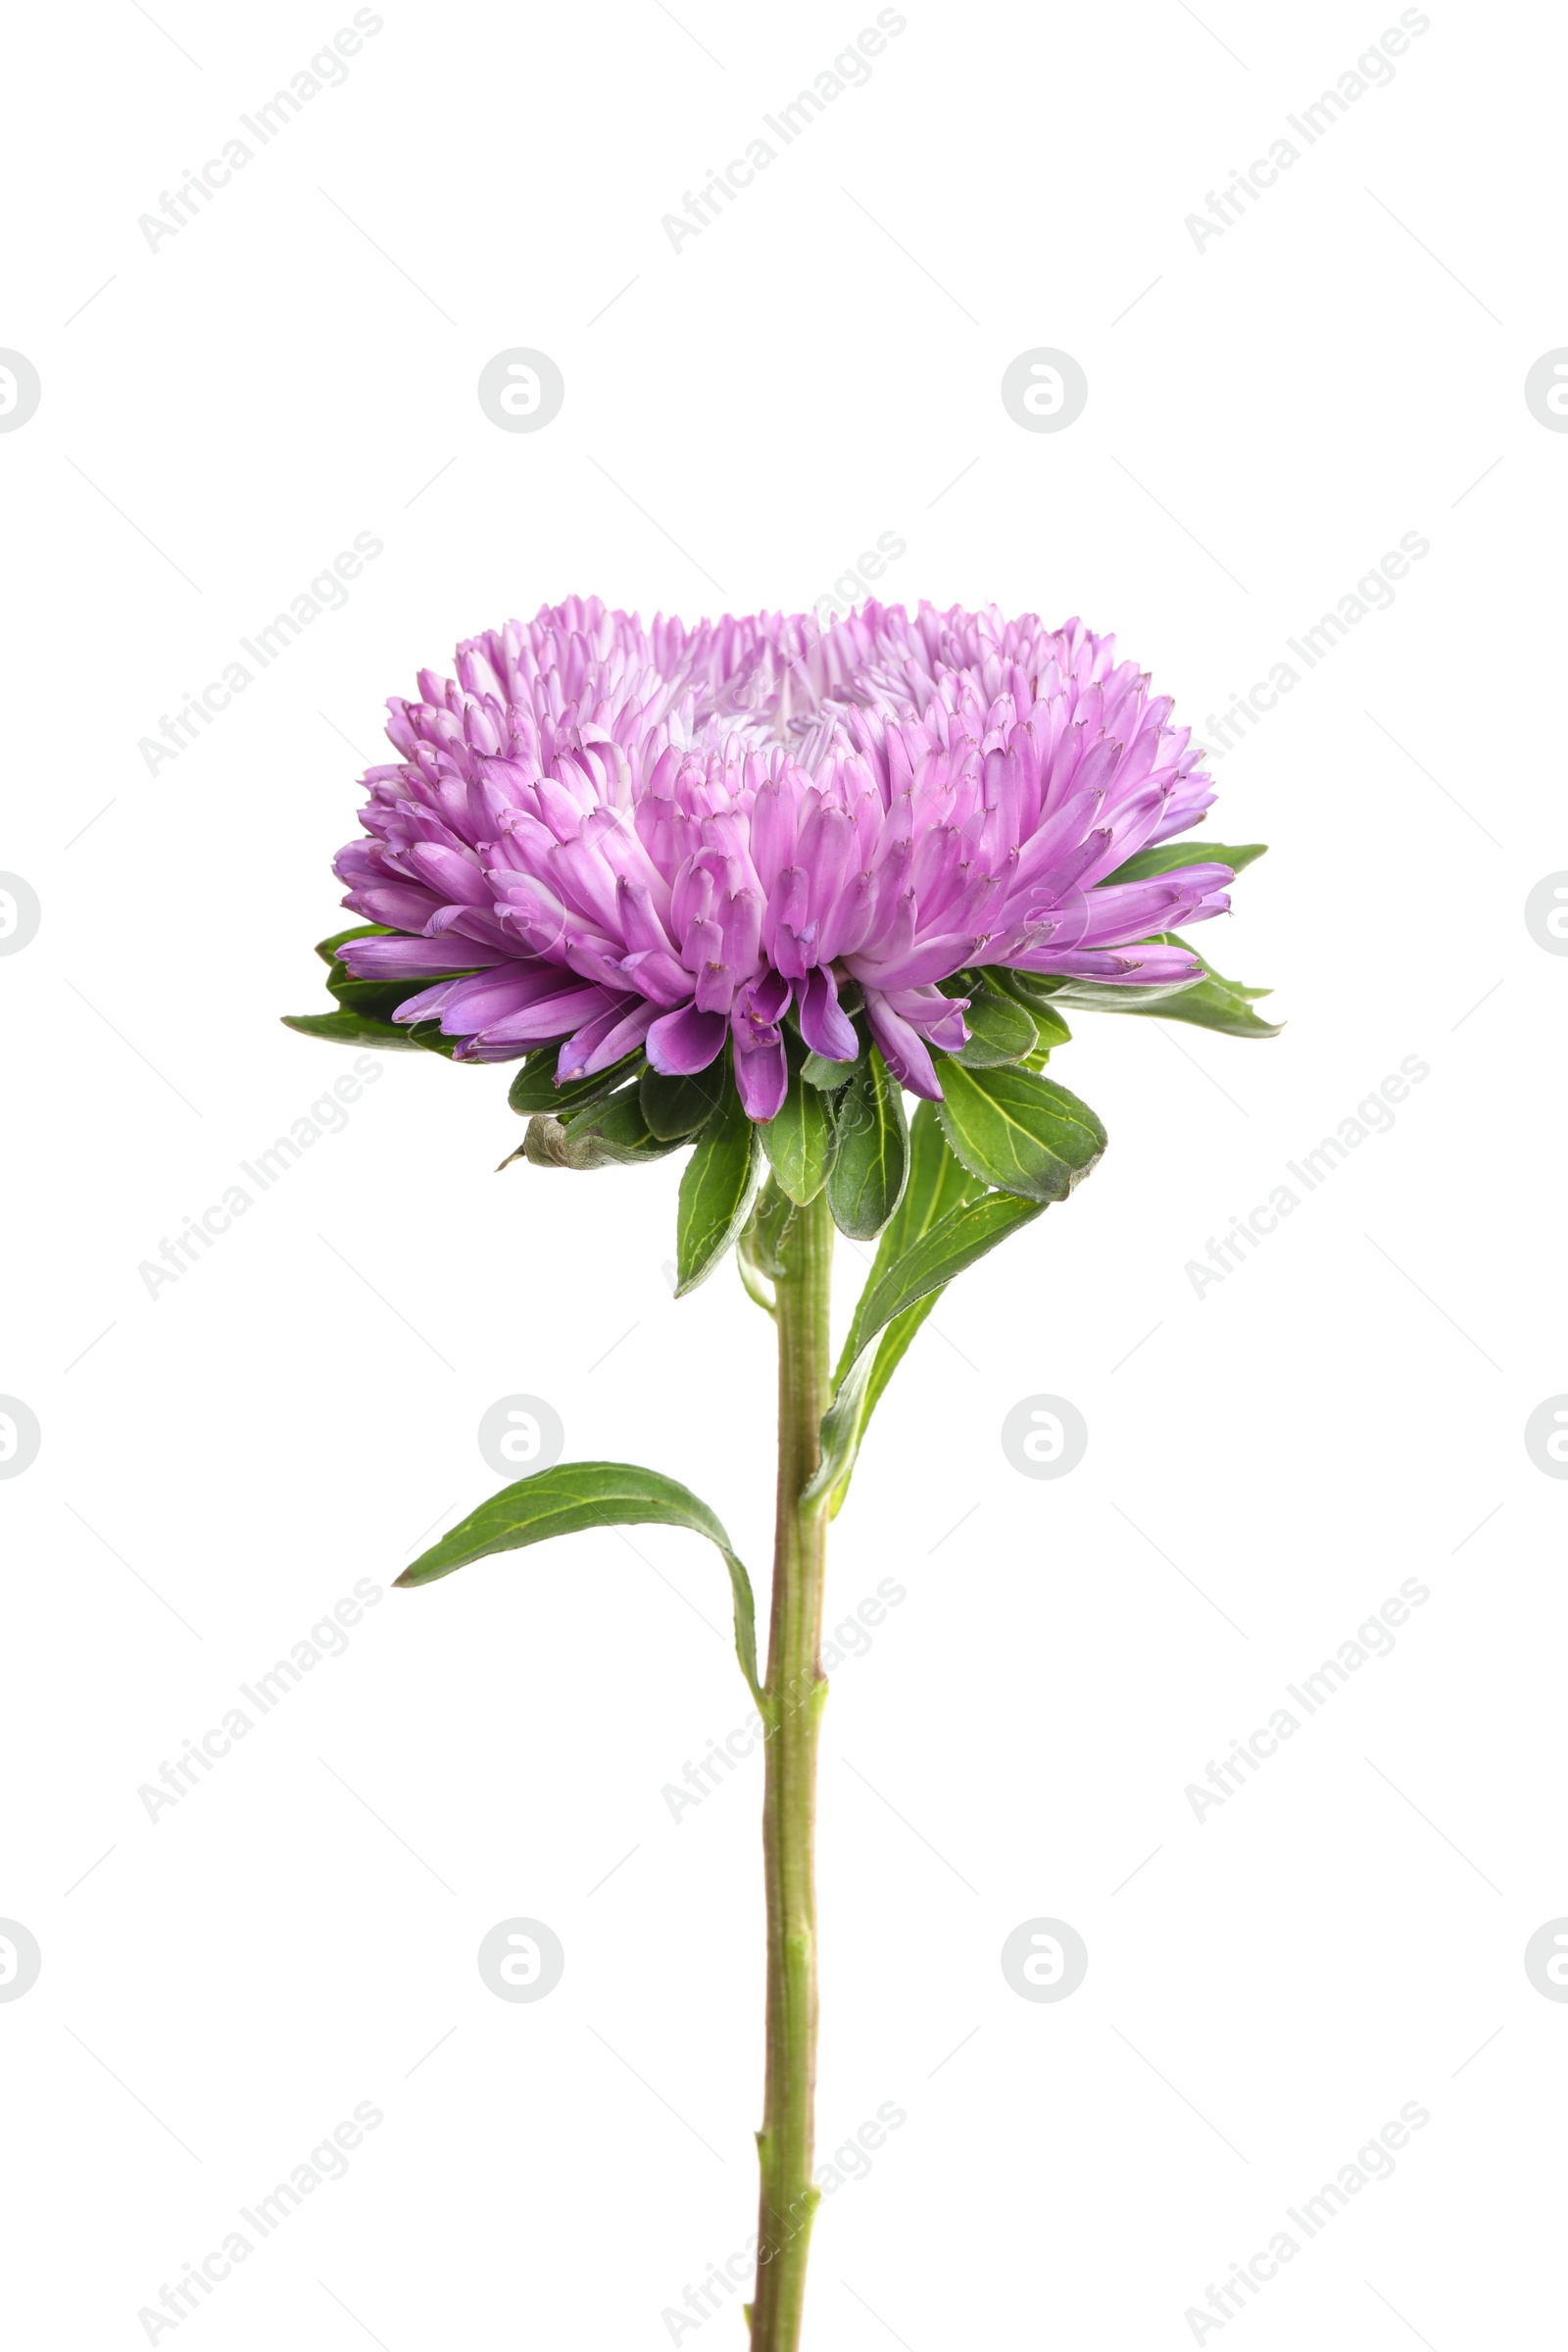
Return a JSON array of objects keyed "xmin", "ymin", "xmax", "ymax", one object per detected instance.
[{"xmin": 750, "ymin": 1187, "xmax": 834, "ymax": 2352}]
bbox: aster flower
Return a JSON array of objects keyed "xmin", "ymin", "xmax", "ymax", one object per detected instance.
[
  {"xmin": 288, "ymin": 597, "xmax": 1276, "ymax": 2352},
  {"xmin": 324, "ymin": 599, "xmax": 1241, "ymax": 1120}
]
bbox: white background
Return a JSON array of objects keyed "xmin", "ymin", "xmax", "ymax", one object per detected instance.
[{"xmin": 2, "ymin": 1, "xmax": 1562, "ymax": 2344}]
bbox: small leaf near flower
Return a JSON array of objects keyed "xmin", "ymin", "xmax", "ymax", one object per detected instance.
[
  {"xmin": 509, "ymin": 1046, "xmax": 644, "ymax": 1116},
  {"xmin": 935, "ymin": 1062, "xmax": 1107, "ymax": 1203},
  {"xmin": 1111, "ymin": 932, "xmax": 1283, "ymax": 1039},
  {"xmin": 808, "ymin": 1187, "xmax": 1048, "ymax": 1506},
  {"xmin": 281, "ymin": 1008, "xmax": 458, "ymax": 1055},
  {"xmin": 825, "ymin": 1051, "xmax": 908, "ymax": 1240},
  {"xmin": 948, "ymin": 983, "xmax": 1040, "ymax": 1068},
  {"xmin": 640, "ymin": 1062, "xmax": 728, "ymax": 1141},
  {"xmin": 761, "ymin": 1044, "xmax": 838, "ymax": 1204},
  {"xmin": 676, "ymin": 1068, "xmax": 764, "ymax": 1296},
  {"xmin": 817, "ymin": 1105, "xmax": 982, "ymax": 1511},
  {"xmin": 1102, "ymin": 840, "xmax": 1268, "ymax": 888}
]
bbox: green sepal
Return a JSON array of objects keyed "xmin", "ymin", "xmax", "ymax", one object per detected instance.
[
  {"xmin": 984, "ymin": 969, "xmax": 1073, "ymax": 1050},
  {"xmin": 825, "ymin": 1051, "xmax": 908, "ymax": 1240},
  {"xmin": 736, "ymin": 1176, "xmax": 797, "ymax": 1313},
  {"xmin": 1110, "ymin": 932, "xmax": 1283, "ymax": 1039},
  {"xmin": 821, "ymin": 1103, "xmax": 982, "ymax": 1512},
  {"xmin": 509, "ymin": 1046, "xmax": 643, "ymax": 1116},
  {"xmin": 807, "ymin": 1188, "xmax": 1047, "ymax": 1506},
  {"xmin": 948, "ymin": 982, "xmax": 1040, "ymax": 1068},
  {"xmin": 290, "ymin": 923, "xmax": 468, "ymax": 1053},
  {"xmin": 675, "ymin": 1066, "xmax": 763, "ymax": 1296},
  {"xmin": 314, "ymin": 922, "xmax": 391, "ymax": 966},
  {"xmin": 396, "ymin": 1460, "xmax": 761, "ymax": 1702},
  {"xmin": 640, "ymin": 1061, "xmax": 728, "ymax": 1141},
  {"xmin": 934, "ymin": 1061, "xmax": 1107, "ymax": 1202},
  {"xmin": 800, "ymin": 1049, "xmax": 859, "ymax": 1090},
  {"xmin": 1102, "ymin": 840, "xmax": 1268, "ymax": 888},
  {"xmin": 280, "ymin": 1008, "xmax": 459, "ymax": 1056},
  {"xmin": 761, "ymin": 1041, "xmax": 838, "ymax": 1203}
]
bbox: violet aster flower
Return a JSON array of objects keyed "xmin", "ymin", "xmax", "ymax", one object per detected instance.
[
  {"xmin": 289, "ymin": 594, "xmax": 1277, "ymax": 2352},
  {"xmin": 329, "ymin": 599, "xmax": 1236, "ymax": 1120}
]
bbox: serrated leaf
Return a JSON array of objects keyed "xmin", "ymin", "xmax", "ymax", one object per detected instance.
[
  {"xmin": 935, "ymin": 1062, "xmax": 1106, "ymax": 1202},
  {"xmin": 806, "ymin": 1188, "xmax": 1046, "ymax": 1505},
  {"xmin": 280, "ymin": 1009, "xmax": 458, "ymax": 1056},
  {"xmin": 640, "ymin": 1061, "xmax": 727, "ymax": 1141},
  {"xmin": 949, "ymin": 984, "xmax": 1039, "ymax": 1068},
  {"xmin": 821, "ymin": 1103, "xmax": 981, "ymax": 1511},
  {"xmin": 676, "ymin": 1068, "xmax": 762, "ymax": 1295},
  {"xmin": 509, "ymin": 1046, "xmax": 642, "ymax": 1116},
  {"xmin": 1102, "ymin": 840, "xmax": 1268, "ymax": 887},
  {"xmin": 396, "ymin": 1460, "xmax": 760, "ymax": 1698},
  {"xmin": 825, "ymin": 1051, "xmax": 908, "ymax": 1240},
  {"xmin": 761, "ymin": 1048, "xmax": 837, "ymax": 1202}
]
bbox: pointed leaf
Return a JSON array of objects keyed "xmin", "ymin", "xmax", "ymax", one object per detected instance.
[
  {"xmin": 825, "ymin": 1051, "xmax": 908, "ymax": 1240},
  {"xmin": 314, "ymin": 922, "xmax": 391, "ymax": 966},
  {"xmin": 396, "ymin": 1460, "xmax": 760, "ymax": 1699},
  {"xmin": 1102, "ymin": 840, "xmax": 1268, "ymax": 887},
  {"xmin": 509, "ymin": 1046, "xmax": 642, "ymax": 1116},
  {"xmin": 807, "ymin": 1189, "xmax": 1046, "ymax": 1504},
  {"xmin": 949, "ymin": 983, "xmax": 1039, "ymax": 1067},
  {"xmin": 801, "ymin": 1048, "xmax": 859, "ymax": 1090},
  {"xmin": 761, "ymin": 1047, "xmax": 837, "ymax": 1202},
  {"xmin": 640, "ymin": 1060, "xmax": 727, "ymax": 1141},
  {"xmin": 281, "ymin": 1009, "xmax": 458, "ymax": 1056},
  {"xmin": 1112, "ymin": 932, "xmax": 1282, "ymax": 1039},
  {"xmin": 935, "ymin": 1062, "xmax": 1106, "ymax": 1202},
  {"xmin": 739, "ymin": 1175, "xmax": 798, "ymax": 1284},
  {"xmin": 985, "ymin": 970, "xmax": 1073, "ymax": 1048},
  {"xmin": 821, "ymin": 1104, "xmax": 981, "ymax": 1510},
  {"xmin": 676, "ymin": 1068, "xmax": 763, "ymax": 1295}
]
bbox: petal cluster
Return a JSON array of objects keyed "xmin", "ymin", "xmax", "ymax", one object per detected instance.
[{"xmin": 334, "ymin": 599, "xmax": 1233, "ymax": 1118}]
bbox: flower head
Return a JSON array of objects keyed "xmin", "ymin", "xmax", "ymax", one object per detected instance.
[{"xmin": 331, "ymin": 598, "xmax": 1235, "ymax": 1119}]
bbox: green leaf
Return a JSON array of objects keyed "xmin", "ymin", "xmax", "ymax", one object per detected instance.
[
  {"xmin": 290, "ymin": 925, "xmax": 475, "ymax": 1049},
  {"xmin": 825, "ymin": 1051, "xmax": 908, "ymax": 1240},
  {"xmin": 509, "ymin": 1046, "xmax": 642, "ymax": 1116},
  {"xmin": 567, "ymin": 1086, "xmax": 684, "ymax": 1161},
  {"xmin": 761, "ymin": 1047, "xmax": 837, "ymax": 1203},
  {"xmin": 324, "ymin": 971, "xmax": 421, "ymax": 1022},
  {"xmin": 820, "ymin": 1104, "xmax": 981, "ymax": 1511},
  {"xmin": 935, "ymin": 1062, "xmax": 1106, "ymax": 1202},
  {"xmin": 1111, "ymin": 933, "xmax": 1282, "ymax": 1039},
  {"xmin": 280, "ymin": 1009, "xmax": 458, "ymax": 1056},
  {"xmin": 949, "ymin": 983, "xmax": 1039, "ymax": 1068},
  {"xmin": 800, "ymin": 1048, "xmax": 859, "ymax": 1090},
  {"xmin": 736, "ymin": 1176, "xmax": 798, "ymax": 1314},
  {"xmin": 984, "ymin": 970, "xmax": 1073, "ymax": 1049},
  {"xmin": 396, "ymin": 1460, "xmax": 761, "ymax": 1700},
  {"xmin": 1102, "ymin": 840, "xmax": 1268, "ymax": 887},
  {"xmin": 676, "ymin": 1069, "xmax": 763, "ymax": 1296},
  {"xmin": 640, "ymin": 1061, "xmax": 727, "ymax": 1141},
  {"xmin": 807, "ymin": 1188, "xmax": 1046, "ymax": 1505},
  {"xmin": 314, "ymin": 923, "xmax": 391, "ymax": 966}
]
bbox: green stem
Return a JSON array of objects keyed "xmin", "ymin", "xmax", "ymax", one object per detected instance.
[{"xmin": 749, "ymin": 1188, "xmax": 834, "ymax": 2352}]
